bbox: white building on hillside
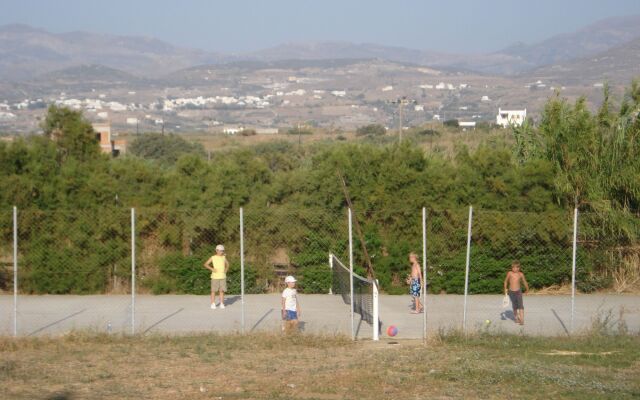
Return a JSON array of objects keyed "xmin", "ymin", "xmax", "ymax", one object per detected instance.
[
  {"xmin": 223, "ymin": 126, "xmax": 243, "ymax": 135},
  {"xmin": 459, "ymin": 121, "xmax": 476, "ymax": 129},
  {"xmin": 496, "ymin": 108, "xmax": 527, "ymax": 128}
]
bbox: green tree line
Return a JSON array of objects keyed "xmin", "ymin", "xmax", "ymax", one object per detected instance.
[{"xmin": 0, "ymin": 81, "xmax": 638, "ymax": 295}]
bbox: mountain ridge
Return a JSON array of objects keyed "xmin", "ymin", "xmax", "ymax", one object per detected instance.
[{"xmin": 1, "ymin": 14, "xmax": 639, "ymax": 81}]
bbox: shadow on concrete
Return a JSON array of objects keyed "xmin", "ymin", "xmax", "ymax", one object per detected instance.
[
  {"xmin": 27, "ymin": 309, "xmax": 86, "ymax": 336},
  {"xmin": 500, "ymin": 310, "xmax": 516, "ymax": 322},
  {"xmin": 143, "ymin": 308, "xmax": 184, "ymax": 334},
  {"xmin": 222, "ymin": 295, "xmax": 241, "ymax": 306},
  {"xmin": 250, "ymin": 308, "xmax": 273, "ymax": 332},
  {"xmin": 551, "ymin": 308, "xmax": 570, "ymax": 336}
]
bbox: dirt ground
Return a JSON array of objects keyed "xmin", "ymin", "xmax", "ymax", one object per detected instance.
[{"xmin": 1, "ymin": 332, "xmax": 638, "ymax": 399}]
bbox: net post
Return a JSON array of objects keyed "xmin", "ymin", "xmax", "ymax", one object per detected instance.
[
  {"xmin": 372, "ymin": 279, "xmax": 379, "ymax": 341},
  {"xmin": 570, "ymin": 207, "xmax": 578, "ymax": 334},
  {"xmin": 13, "ymin": 206, "xmax": 17, "ymax": 337},
  {"xmin": 131, "ymin": 207, "xmax": 136, "ymax": 335},
  {"xmin": 240, "ymin": 207, "xmax": 245, "ymax": 334},
  {"xmin": 328, "ymin": 253, "xmax": 333, "ymax": 295},
  {"xmin": 348, "ymin": 208, "xmax": 355, "ymax": 341},
  {"xmin": 463, "ymin": 205, "xmax": 473, "ymax": 334},
  {"xmin": 422, "ymin": 207, "xmax": 427, "ymax": 344}
]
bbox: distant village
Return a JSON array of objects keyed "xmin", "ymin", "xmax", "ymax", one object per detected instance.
[{"xmin": 1, "ymin": 60, "xmax": 571, "ymax": 136}]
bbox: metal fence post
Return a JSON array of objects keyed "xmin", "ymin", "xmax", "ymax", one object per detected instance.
[
  {"xmin": 240, "ymin": 207, "xmax": 245, "ymax": 333},
  {"xmin": 348, "ymin": 208, "xmax": 355, "ymax": 341},
  {"xmin": 422, "ymin": 207, "xmax": 427, "ymax": 343},
  {"xmin": 131, "ymin": 208, "xmax": 136, "ymax": 335},
  {"xmin": 570, "ymin": 207, "xmax": 578, "ymax": 334},
  {"xmin": 462, "ymin": 206, "xmax": 473, "ymax": 333},
  {"xmin": 372, "ymin": 280, "xmax": 379, "ymax": 341},
  {"xmin": 13, "ymin": 206, "xmax": 17, "ymax": 337}
]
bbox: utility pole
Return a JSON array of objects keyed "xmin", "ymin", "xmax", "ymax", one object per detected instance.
[
  {"xmin": 393, "ymin": 96, "xmax": 411, "ymax": 143},
  {"xmin": 399, "ymin": 101, "xmax": 403, "ymax": 143}
]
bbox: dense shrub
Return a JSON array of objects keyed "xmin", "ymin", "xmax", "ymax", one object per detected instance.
[
  {"xmin": 356, "ymin": 124, "xmax": 386, "ymax": 137},
  {"xmin": 443, "ymin": 119, "xmax": 459, "ymax": 127}
]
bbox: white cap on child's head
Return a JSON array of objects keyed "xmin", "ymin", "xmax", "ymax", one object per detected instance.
[
  {"xmin": 285, "ymin": 275, "xmax": 297, "ymax": 283},
  {"xmin": 216, "ymin": 244, "xmax": 225, "ymax": 252}
]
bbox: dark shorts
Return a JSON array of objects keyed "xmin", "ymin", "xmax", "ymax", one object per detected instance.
[
  {"xmin": 508, "ymin": 290, "xmax": 524, "ymax": 310},
  {"xmin": 284, "ymin": 310, "xmax": 298, "ymax": 321},
  {"xmin": 410, "ymin": 278, "xmax": 421, "ymax": 297}
]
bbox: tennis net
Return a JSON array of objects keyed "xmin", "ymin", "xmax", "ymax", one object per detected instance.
[{"xmin": 330, "ymin": 253, "xmax": 375, "ymax": 325}]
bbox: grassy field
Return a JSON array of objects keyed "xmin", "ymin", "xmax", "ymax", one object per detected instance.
[
  {"xmin": 142, "ymin": 124, "xmax": 513, "ymax": 156},
  {"xmin": 1, "ymin": 331, "xmax": 638, "ymax": 400}
]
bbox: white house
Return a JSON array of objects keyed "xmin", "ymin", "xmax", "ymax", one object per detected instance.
[
  {"xmin": 496, "ymin": 108, "xmax": 527, "ymax": 128},
  {"xmin": 459, "ymin": 121, "xmax": 476, "ymax": 129},
  {"xmin": 223, "ymin": 126, "xmax": 243, "ymax": 135},
  {"xmin": 256, "ymin": 128, "xmax": 279, "ymax": 135},
  {"xmin": 0, "ymin": 112, "xmax": 16, "ymax": 121}
]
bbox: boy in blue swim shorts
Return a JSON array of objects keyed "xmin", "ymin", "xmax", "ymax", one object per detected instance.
[
  {"xmin": 281, "ymin": 275, "xmax": 301, "ymax": 333},
  {"xmin": 407, "ymin": 252, "xmax": 424, "ymax": 314}
]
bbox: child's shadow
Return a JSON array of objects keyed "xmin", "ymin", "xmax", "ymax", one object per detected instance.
[
  {"xmin": 500, "ymin": 310, "xmax": 516, "ymax": 322},
  {"xmin": 298, "ymin": 321, "xmax": 306, "ymax": 332}
]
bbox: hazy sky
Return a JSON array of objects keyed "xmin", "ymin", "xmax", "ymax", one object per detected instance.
[{"xmin": 2, "ymin": 0, "xmax": 640, "ymax": 53}]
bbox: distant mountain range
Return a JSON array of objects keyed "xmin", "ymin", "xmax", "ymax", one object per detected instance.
[
  {"xmin": 0, "ymin": 24, "xmax": 226, "ymax": 81},
  {"xmin": 530, "ymin": 37, "xmax": 640, "ymax": 85},
  {"xmin": 1, "ymin": 14, "xmax": 639, "ymax": 82}
]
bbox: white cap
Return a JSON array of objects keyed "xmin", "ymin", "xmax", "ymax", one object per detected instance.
[
  {"xmin": 215, "ymin": 244, "xmax": 225, "ymax": 252},
  {"xmin": 284, "ymin": 275, "xmax": 297, "ymax": 283}
]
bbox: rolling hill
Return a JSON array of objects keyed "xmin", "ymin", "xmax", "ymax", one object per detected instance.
[
  {"xmin": 528, "ymin": 37, "xmax": 640, "ymax": 85},
  {"xmin": 0, "ymin": 14, "xmax": 639, "ymax": 82},
  {"xmin": 0, "ymin": 24, "xmax": 227, "ymax": 81}
]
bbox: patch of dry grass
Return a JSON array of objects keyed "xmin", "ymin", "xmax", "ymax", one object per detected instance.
[{"xmin": 1, "ymin": 332, "xmax": 638, "ymax": 399}]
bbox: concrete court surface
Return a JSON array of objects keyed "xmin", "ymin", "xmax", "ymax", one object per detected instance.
[{"xmin": 0, "ymin": 294, "xmax": 638, "ymax": 338}]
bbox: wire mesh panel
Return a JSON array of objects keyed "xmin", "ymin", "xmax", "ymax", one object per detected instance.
[
  {"xmin": 0, "ymin": 208, "xmax": 14, "ymax": 335},
  {"xmin": 15, "ymin": 208, "xmax": 132, "ymax": 335},
  {"xmin": 135, "ymin": 208, "xmax": 241, "ymax": 334},
  {"xmin": 426, "ymin": 208, "xmax": 471, "ymax": 295},
  {"xmin": 240, "ymin": 206, "xmax": 349, "ymax": 335},
  {"xmin": 352, "ymin": 208, "xmax": 423, "ymax": 296},
  {"xmin": 576, "ymin": 212, "xmax": 640, "ymax": 334},
  {"xmin": 468, "ymin": 209, "xmax": 576, "ymax": 333},
  {"xmin": 243, "ymin": 207, "xmax": 348, "ymax": 294},
  {"xmin": 422, "ymin": 209, "xmax": 470, "ymax": 332}
]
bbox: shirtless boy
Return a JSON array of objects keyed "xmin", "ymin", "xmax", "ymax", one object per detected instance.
[
  {"xmin": 503, "ymin": 260, "xmax": 529, "ymax": 325},
  {"xmin": 407, "ymin": 252, "xmax": 424, "ymax": 314}
]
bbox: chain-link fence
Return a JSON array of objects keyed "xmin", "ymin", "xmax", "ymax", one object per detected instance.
[
  {"xmin": 1, "ymin": 206, "xmax": 638, "ymax": 337},
  {"xmin": 463, "ymin": 209, "xmax": 577, "ymax": 333},
  {"xmin": 0, "ymin": 208, "xmax": 14, "ymax": 336}
]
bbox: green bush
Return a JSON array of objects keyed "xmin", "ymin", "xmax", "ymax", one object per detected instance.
[
  {"xmin": 154, "ymin": 252, "xmax": 261, "ymax": 295},
  {"xmin": 298, "ymin": 265, "xmax": 331, "ymax": 293},
  {"xmin": 356, "ymin": 124, "xmax": 386, "ymax": 137},
  {"xmin": 443, "ymin": 119, "xmax": 459, "ymax": 127}
]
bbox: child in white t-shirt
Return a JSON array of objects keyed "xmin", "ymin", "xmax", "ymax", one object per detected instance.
[{"xmin": 281, "ymin": 275, "xmax": 301, "ymax": 333}]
